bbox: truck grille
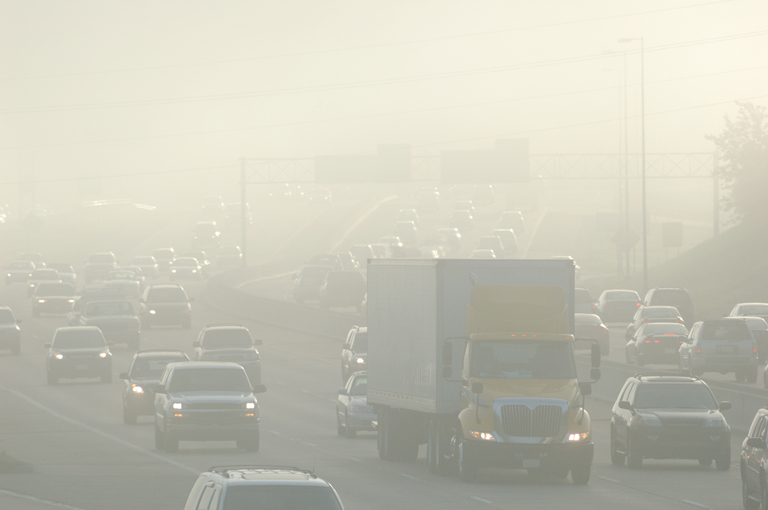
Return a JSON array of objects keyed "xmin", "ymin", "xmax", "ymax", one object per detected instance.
[{"xmin": 500, "ymin": 405, "xmax": 563, "ymax": 437}]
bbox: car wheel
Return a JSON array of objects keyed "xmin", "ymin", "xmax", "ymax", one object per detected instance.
[
  {"xmin": 610, "ymin": 429, "xmax": 625, "ymax": 466},
  {"xmin": 154, "ymin": 422, "xmax": 164, "ymax": 450},
  {"xmin": 627, "ymin": 436, "xmax": 642, "ymax": 469},
  {"xmin": 336, "ymin": 412, "xmax": 344, "ymax": 436},
  {"xmin": 698, "ymin": 458, "xmax": 712, "ymax": 467},
  {"xmin": 123, "ymin": 405, "xmax": 137, "ymax": 425},
  {"xmin": 46, "ymin": 371, "xmax": 58, "ymax": 385},
  {"xmin": 743, "ymin": 476, "xmax": 759, "ymax": 509},
  {"xmin": 571, "ymin": 457, "xmax": 591, "ymax": 485},
  {"xmin": 164, "ymin": 431, "xmax": 179, "ymax": 453},
  {"xmin": 101, "ymin": 371, "xmax": 112, "ymax": 384},
  {"xmin": 344, "ymin": 411, "xmax": 356, "ymax": 438},
  {"xmin": 716, "ymin": 445, "xmax": 731, "ymax": 471}
]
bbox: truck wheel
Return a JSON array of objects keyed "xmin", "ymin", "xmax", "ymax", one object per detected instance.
[
  {"xmin": 123, "ymin": 405, "xmax": 137, "ymax": 425},
  {"xmin": 627, "ymin": 436, "xmax": 643, "ymax": 469},
  {"xmin": 427, "ymin": 419, "xmax": 452, "ymax": 475},
  {"xmin": 344, "ymin": 411, "xmax": 356, "ymax": 438},
  {"xmin": 154, "ymin": 422, "xmax": 164, "ymax": 450},
  {"xmin": 164, "ymin": 431, "xmax": 179, "ymax": 453},
  {"xmin": 458, "ymin": 441, "xmax": 477, "ymax": 483},
  {"xmin": 715, "ymin": 445, "xmax": 731, "ymax": 471},
  {"xmin": 571, "ymin": 460, "xmax": 591, "ymax": 485},
  {"xmin": 377, "ymin": 410, "xmax": 393, "ymax": 460},
  {"xmin": 610, "ymin": 430, "xmax": 625, "ymax": 466}
]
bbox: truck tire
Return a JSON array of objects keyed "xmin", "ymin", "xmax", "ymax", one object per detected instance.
[
  {"xmin": 427, "ymin": 419, "xmax": 452, "ymax": 475},
  {"xmin": 571, "ymin": 459, "xmax": 591, "ymax": 485},
  {"xmin": 458, "ymin": 440, "xmax": 477, "ymax": 483}
]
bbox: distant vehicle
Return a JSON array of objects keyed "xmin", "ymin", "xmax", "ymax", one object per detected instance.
[
  {"xmin": 192, "ymin": 221, "xmax": 221, "ymax": 248},
  {"xmin": 182, "ymin": 466, "xmax": 344, "ymax": 510},
  {"xmin": 200, "ymin": 195, "xmax": 225, "ymax": 221},
  {"xmin": 0, "ymin": 306, "xmax": 21, "ymax": 355},
  {"xmin": 78, "ymin": 300, "xmax": 141, "ymax": 350},
  {"xmin": 416, "ymin": 191, "xmax": 440, "ymax": 212},
  {"xmin": 341, "ymin": 326, "xmax": 367, "ymax": 383},
  {"xmin": 67, "ymin": 288, "xmax": 124, "ymax": 326},
  {"xmin": 84, "ymin": 252, "xmax": 118, "ymax": 283},
  {"xmin": 448, "ymin": 210, "xmax": 474, "ymax": 231},
  {"xmin": 730, "ymin": 302, "xmax": 768, "ymax": 322},
  {"xmin": 119, "ymin": 350, "xmax": 190, "ymax": 424},
  {"xmin": 5, "ymin": 260, "xmax": 36, "ymax": 284},
  {"xmin": 192, "ymin": 324, "xmax": 262, "ymax": 385},
  {"xmin": 336, "ymin": 252, "xmax": 359, "ymax": 272},
  {"xmin": 743, "ymin": 316, "xmax": 768, "ymax": 363},
  {"xmin": 152, "ymin": 248, "xmax": 176, "ymax": 273},
  {"xmin": 45, "ymin": 327, "xmax": 112, "ymax": 385},
  {"xmin": 742, "ymin": 408, "xmax": 768, "ymax": 506},
  {"xmin": 625, "ymin": 322, "xmax": 688, "ymax": 366},
  {"xmin": 337, "ymin": 371, "xmax": 375, "ymax": 438},
  {"xmin": 131, "ymin": 256, "xmax": 159, "ymax": 279},
  {"xmin": 308, "ymin": 253, "xmax": 343, "ymax": 272},
  {"xmin": 103, "ymin": 270, "xmax": 142, "ymax": 296},
  {"xmin": 119, "ymin": 266, "xmax": 146, "ymax": 288},
  {"xmin": 183, "ymin": 251, "xmax": 212, "ymax": 277},
  {"xmin": 19, "ymin": 252, "xmax": 45, "ymax": 268},
  {"xmin": 679, "ymin": 318, "xmax": 758, "ymax": 382},
  {"xmin": 140, "ymin": 284, "xmax": 193, "ymax": 329},
  {"xmin": 27, "ymin": 269, "xmax": 61, "ymax": 297},
  {"xmin": 643, "ymin": 288, "xmax": 694, "ymax": 327},
  {"xmin": 436, "ymin": 228, "xmax": 462, "ymax": 253},
  {"xmin": 216, "ymin": 246, "xmax": 242, "ymax": 268},
  {"xmin": 32, "ymin": 282, "xmax": 76, "ymax": 317},
  {"xmin": 626, "ymin": 306, "xmax": 684, "ymax": 339},
  {"xmin": 170, "ymin": 258, "xmax": 203, "ymax": 281},
  {"xmin": 611, "ymin": 375, "xmax": 731, "ymax": 470},
  {"xmin": 453, "ymin": 200, "xmax": 475, "ymax": 215},
  {"xmin": 306, "ymin": 188, "xmax": 333, "ymax": 205},
  {"xmin": 370, "ymin": 243, "xmax": 389, "ymax": 259},
  {"xmin": 348, "ymin": 245, "xmax": 375, "ymax": 266},
  {"xmin": 294, "ymin": 265, "xmax": 332, "ymax": 304},
  {"xmin": 471, "ymin": 184, "xmax": 495, "ymax": 206},
  {"xmin": 47, "ymin": 264, "xmax": 76, "ymax": 285},
  {"xmin": 491, "ymin": 229, "xmax": 518, "ymax": 257},
  {"xmin": 498, "ymin": 210, "xmax": 525, "ymax": 233},
  {"xmin": 153, "ymin": 362, "xmax": 266, "ymax": 452},
  {"xmin": 575, "ymin": 288, "xmax": 597, "ymax": 314},
  {"xmin": 574, "ymin": 313, "xmax": 609, "ymax": 355},
  {"xmin": 396, "ymin": 209, "xmax": 420, "ymax": 227},
  {"xmin": 223, "ymin": 202, "xmax": 253, "ymax": 225},
  {"xmin": 476, "ymin": 236, "xmax": 505, "ymax": 258},
  {"xmin": 393, "ymin": 220, "xmax": 418, "ymax": 245},
  {"xmin": 597, "ymin": 289, "xmax": 642, "ymax": 323},
  {"xmin": 469, "ymin": 249, "xmax": 495, "ymax": 259},
  {"xmin": 319, "ymin": 271, "xmax": 366, "ymax": 311}
]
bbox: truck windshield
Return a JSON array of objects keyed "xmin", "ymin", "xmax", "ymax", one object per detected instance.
[{"xmin": 471, "ymin": 340, "xmax": 577, "ymax": 379}]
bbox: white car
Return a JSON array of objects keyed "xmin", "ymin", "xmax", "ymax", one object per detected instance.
[
  {"xmin": 470, "ymin": 249, "xmax": 496, "ymax": 259},
  {"xmin": 103, "ymin": 270, "xmax": 141, "ymax": 296}
]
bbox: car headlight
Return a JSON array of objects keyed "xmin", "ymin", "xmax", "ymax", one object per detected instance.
[
  {"xmin": 6, "ymin": 273, "xmax": 10, "ymax": 277},
  {"xmin": 54, "ymin": 353, "xmax": 64, "ymax": 360},
  {"xmin": 469, "ymin": 431, "xmax": 496, "ymax": 441},
  {"xmin": 99, "ymin": 351, "xmax": 109, "ymax": 358},
  {"xmin": 641, "ymin": 415, "xmax": 662, "ymax": 427},
  {"xmin": 67, "ymin": 299, "xmax": 75, "ymax": 303},
  {"xmin": 245, "ymin": 402, "xmax": 256, "ymax": 409},
  {"xmin": 568, "ymin": 432, "xmax": 589, "ymax": 442},
  {"xmin": 29, "ymin": 284, "xmax": 34, "ymax": 288},
  {"xmin": 148, "ymin": 310, "xmax": 156, "ymax": 315},
  {"xmin": 172, "ymin": 402, "xmax": 183, "ymax": 410},
  {"xmin": 705, "ymin": 417, "xmax": 725, "ymax": 428},
  {"xmin": 37, "ymin": 299, "xmax": 47, "ymax": 303},
  {"xmin": 171, "ymin": 269, "xmax": 177, "ymax": 273},
  {"xmin": 131, "ymin": 384, "xmax": 144, "ymax": 394},
  {"xmin": 355, "ymin": 356, "xmax": 366, "ymax": 364},
  {"xmin": 191, "ymin": 270, "xmax": 197, "ymax": 273}
]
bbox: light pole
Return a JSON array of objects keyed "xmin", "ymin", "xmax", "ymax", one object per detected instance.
[
  {"xmin": 619, "ymin": 37, "xmax": 646, "ymax": 292},
  {"xmin": 601, "ymin": 61, "xmax": 625, "ymax": 278}
]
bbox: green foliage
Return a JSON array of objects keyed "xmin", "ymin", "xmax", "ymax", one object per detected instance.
[{"xmin": 707, "ymin": 102, "xmax": 768, "ymax": 224}]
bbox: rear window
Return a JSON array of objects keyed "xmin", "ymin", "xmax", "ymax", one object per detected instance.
[
  {"xmin": 739, "ymin": 304, "xmax": 768, "ymax": 316},
  {"xmin": 222, "ymin": 486, "xmax": 342, "ymax": 510},
  {"xmin": 9, "ymin": 261, "xmax": 33, "ymax": 269},
  {"xmin": 700, "ymin": 321, "xmax": 752, "ymax": 341},
  {"xmin": 327, "ymin": 272, "xmax": 364, "ymax": 283},
  {"xmin": 603, "ymin": 290, "xmax": 640, "ymax": 301},
  {"xmin": 49, "ymin": 264, "xmax": 73, "ymax": 273},
  {"xmin": 575, "ymin": 289, "xmax": 593, "ymax": 304},
  {"xmin": 133, "ymin": 257, "xmax": 156, "ymax": 265},
  {"xmin": 202, "ymin": 329, "xmax": 252, "ymax": 349},
  {"xmin": 575, "ymin": 314, "xmax": 601, "ymax": 325},
  {"xmin": 153, "ymin": 249, "xmax": 174, "ymax": 260},
  {"xmin": 641, "ymin": 307, "xmax": 679, "ymax": 318},
  {"xmin": 351, "ymin": 331, "xmax": 368, "ymax": 351},
  {"xmin": 744, "ymin": 317, "xmax": 768, "ymax": 331},
  {"xmin": 649, "ymin": 289, "xmax": 692, "ymax": 307},
  {"xmin": 131, "ymin": 357, "xmax": 186, "ymax": 378},
  {"xmin": 88, "ymin": 254, "xmax": 115, "ymax": 264},
  {"xmin": 85, "ymin": 301, "xmax": 134, "ymax": 316}
]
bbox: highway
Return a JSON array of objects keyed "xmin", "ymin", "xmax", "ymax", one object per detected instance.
[{"xmin": 0, "ymin": 193, "xmax": 755, "ymax": 510}]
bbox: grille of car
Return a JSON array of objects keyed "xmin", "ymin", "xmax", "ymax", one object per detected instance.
[
  {"xmin": 186, "ymin": 403, "xmax": 241, "ymax": 410},
  {"xmin": 500, "ymin": 404, "xmax": 563, "ymax": 437}
]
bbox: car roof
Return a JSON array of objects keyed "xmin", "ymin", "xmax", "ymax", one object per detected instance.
[
  {"xmin": 134, "ymin": 350, "xmax": 188, "ymax": 359},
  {"xmin": 206, "ymin": 467, "xmax": 330, "ymax": 487},
  {"xmin": 737, "ymin": 302, "xmax": 768, "ymax": 307},
  {"xmin": 202, "ymin": 325, "xmax": 249, "ymax": 332},
  {"xmin": 147, "ymin": 284, "xmax": 184, "ymax": 289},
  {"xmin": 55, "ymin": 326, "xmax": 102, "ymax": 332},
  {"xmin": 632, "ymin": 375, "xmax": 705, "ymax": 384},
  {"xmin": 168, "ymin": 361, "xmax": 244, "ymax": 370}
]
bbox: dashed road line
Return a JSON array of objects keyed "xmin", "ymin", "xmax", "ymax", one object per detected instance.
[
  {"xmin": 469, "ymin": 496, "xmax": 493, "ymax": 504},
  {"xmin": 400, "ymin": 473, "xmax": 418, "ymax": 481},
  {"xmin": 681, "ymin": 500, "xmax": 710, "ymax": 509},
  {"xmin": 348, "ymin": 457, "xmax": 361, "ymax": 462},
  {"xmin": 0, "ymin": 489, "xmax": 87, "ymax": 510},
  {"xmin": 598, "ymin": 475, "xmax": 622, "ymax": 484},
  {"xmin": 303, "ymin": 442, "xmax": 318, "ymax": 447}
]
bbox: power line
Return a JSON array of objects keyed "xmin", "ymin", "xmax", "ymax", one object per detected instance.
[
  {"xmin": 2, "ymin": 0, "xmax": 737, "ymax": 82},
  {"xmin": 3, "ymin": 63, "xmax": 767, "ymax": 151},
  {"xmin": 2, "ymin": 29, "xmax": 766, "ymax": 115},
  {"xmin": 0, "ymin": 164, "xmax": 238, "ymax": 186}
]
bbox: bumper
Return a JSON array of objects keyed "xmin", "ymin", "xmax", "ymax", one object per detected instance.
[
  {"xmin": 463, "ymin": 439, "xmax": 594, "ymax": 470},
  {"xmin": 634, "ymin": 433, "xmax": 730, "ymax": 460},
  {"xmin": 49, "ymin": 358, "xmax": 111, "ymax": 379},
  {"xmin": 166, "ymin": 420, "xmax": 260, "ymax": 441},
  {"xmin": 347, "ymin": 411, "xmax": 377, "ymax": 431}
]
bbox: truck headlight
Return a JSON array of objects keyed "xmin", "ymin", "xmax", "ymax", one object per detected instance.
[
  {"xmin": 245, "ymin": 402, "xmax": 256, "ymax": 409},
  {"xmin": 568, "ymin": 433, "xmax": 589, "ymax": 442},
  {"xmin": 469, "ymin": 431, "xmax": 496, "ymax": 441},
  {"xmin": 37, "ymin": 299, "xmax": 47, "ymax": 303},
  {"xmin": 172, "ymin": 402, "xmax": 183, "ymax": 410}
]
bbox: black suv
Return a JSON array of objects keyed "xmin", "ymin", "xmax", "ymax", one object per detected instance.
[
  {"xmin": 193, "ymin": 324, "xmax": 262, "ymax": 385},
  {"xmin": 610, "ymin": 375, "xmax": 731, "ymax": 470},
  {"xmin": 45, "ymin": 327, "xmax": 113, "ymax": 385},
  {"xmin": 741, "ymin": 407, "xmax": 768, "ymax": 508},
  {"xmin": 183, "ymin": 466, "xmax": 345, "ymax": 510},
  {"xmin": 119, "ymin": 350, "xmax": 190, "ymax": 424},
  {"xmin": 644, "ymin": 287, "xmax": 695, "ymax": 327}
]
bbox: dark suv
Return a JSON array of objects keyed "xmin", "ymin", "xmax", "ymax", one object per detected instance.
[
  {"xmin": 183, "ymin": 466, "xmax": 345, "ymax": 510},
  {"xmin": 45, "ymin": 327, "xmax": 113, "ymax": 385},
  {"xmin": 741, "ymin": 407, "xmax": 768, "ymax": 509},
  {"xmin": 644, "ymin": 288, "xmax": 694, "ymax": 327},
  {"xmin": 610, "ymin": 375, "xmax": 731, "ymax": 470},
  {"xmin": 120, "ymin": 350, "xmax": 189, "ymax": 424},
  {"xmin": 193, "ymin": 324, "xmax": 262, "ymax": 385}
]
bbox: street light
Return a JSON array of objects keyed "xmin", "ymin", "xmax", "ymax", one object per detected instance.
[{"xmin": 619, "ymin": 37, "xmax": 647, "ymax": 292}]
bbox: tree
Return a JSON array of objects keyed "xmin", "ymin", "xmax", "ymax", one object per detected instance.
[{"xmin": 708, "ymin": 102, "xmax": 768, "ymax": 224}]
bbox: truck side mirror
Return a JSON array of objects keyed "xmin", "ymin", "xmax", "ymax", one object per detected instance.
[
  {"xmin": 618, "ymin": 400, "xmax": 633, "ymax": 411},
  {"xmin": 591, "ymin": 344, "xmax": 601, "ymax": 368}
]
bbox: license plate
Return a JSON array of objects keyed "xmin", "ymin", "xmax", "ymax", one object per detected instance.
[
  {"xmin": 717, "ymin": 345, "xmax": 736, "ymax": 354},
  {"xmin": 76, "ymin": 364, "xmax": 88, "ymax": 370},
  {"xmin": 665, "ymin": 347, "xmax": 677, "ymax": 354},
  {"xmin": 523, "ymin": 459, "xmax": 540, "ymax": 468}
]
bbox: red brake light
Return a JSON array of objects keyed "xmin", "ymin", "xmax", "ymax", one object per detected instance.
[
  {"xmin": 636, "ymin": 302, "xmax": 642, "ymax": 306},
  {"xmin": 696, "ymin": 349, "xmax": 701, "ymax": 354},
  {"xmin": 644, "ymin": 340, "xmax": 651, "ymax": 343},
  {"xmin": 754, "ymin": 348, "xmax": 758, "ymax": 354},
  {"xmin": 654, "ymin": 340, "xmax": 660, "ymax": 343},
  {"xmin": 664, "ymin": 333, "xmax": 676, "ymax": 335}
]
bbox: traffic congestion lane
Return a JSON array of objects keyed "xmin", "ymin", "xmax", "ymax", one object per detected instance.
[{"xmin": 0, "ymin": 279, "xmax": 749, "ymax": 510}]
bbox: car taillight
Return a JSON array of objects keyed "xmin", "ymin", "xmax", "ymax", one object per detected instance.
[
  {"xmin": 601, "ymin": 327, "xmax": 608, "ymax": 333},
  {"xmin": 644, "ymin": 340, "xmax": 651, "ymax": 343},
  {"xmin": 636, "ymin": 302, "xmax": 642, "ymax": 307},
  {"xmin": 696, "ymin": 349, "xmax": 701, "ymax": 354},
  {"xmin": 654, "ymin": 339, "xmax": 660, "ymax": 343}
]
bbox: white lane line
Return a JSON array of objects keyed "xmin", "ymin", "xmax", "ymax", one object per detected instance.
[
  {"xmin": 598, "ymin": 475, "xmax": 622, "ymax": 484},
  {"xmin": 469, "ymin": 496, "xmax": 493, "ymax": 504},
  {"xmin": 681, "ymin": 501, "xmax": 710, "ymax": 509},
  {"xmin": 0, "ymin": 489, "xmax": 87, "ymax": 510},
  {"xmin": 348, "ymin": 457, "xmax": 361, "ymax": 462},
  {"xmin": 1, "ymin": 387, "xmax": 198, "ymax": 474},
  {"xmin": 269, "ymin": 430, "xmax": 282, "ymax": 435},
  {"xmin": 400, "ymin": 473, "xmax": 418, "ymax": 481},
  {"xmin": 303, "ymin": 442, "xmax": 318, "ymax": 447}
]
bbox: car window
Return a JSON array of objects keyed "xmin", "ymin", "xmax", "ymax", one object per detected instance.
[
  {"xmin": 604, "ymin": 291, "xmax": 640, "ymax": 301},
  {"xmin": 700, "ymin": 321, "xmax": 751, "ymax": 341},
  {"xmin": 634, "ymin": 384, "xmax": 717, "ymax": 410},
  {"xmin": 618, "ymin": 381, "xmax": 633, "ymax": 403},
  {"xmin": 739, "ymin": 304, "xmax": 768, "ymax": 316},
  {"xmin": 642, "ymin": 307, "xmax": 679, "ymax": 318},
  {"xmin": 574, "ymin": 314, "xmax": 601, "ymax": 325},
  {"xmin": 351, "ymin": 331, "xmax": 368, "ymax": 352},
  {"xmin": 183, "ymin": 476, "xmax": 209, "ymax": 510},
  {"xmin": 131, "ymin": 357, "xmax": 185, "ymax": 378},
  {"xmin": 350, "ymin": 376, "xmax": 368, "ymax": 396},
  {"xmin": 650, "ymin": 289, "xmax": 692, "ymax": 307},
  {"xmin": 222, "ymin": 486, "xmax": 342, "ymax": 510}
]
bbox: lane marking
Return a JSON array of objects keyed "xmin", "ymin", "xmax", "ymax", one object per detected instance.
[
  {"xmin": 681, "ymin": 500, "xmax": 710, "ymax": 509},
  {"xmin": 598, "ymin": 475, "xmax": 622, "ymax": 484},
  {"xmin": 348, "ymin": 457, "xmax": 361, "ymax": 462},
  {"xmin": 268, "ymin": 430, "xmax": 282, "ymax": 435},
  {"xmin": 0, "ymin": 489, "xmax": 87, "ymax": 510},
  {"xmin": 400, "ymin": 473, "xmax": 418, "ymax": 481},
  {"xmin": 303, "ymin": 442, "xmax": 318, "ymax": 447},
  {"xmin": 1, "ymin": 386, "xmax": 198, "ymax": 474},
  {"xmin": 469, "ymin": 496, "xmax": 493, "ymax": 504}
]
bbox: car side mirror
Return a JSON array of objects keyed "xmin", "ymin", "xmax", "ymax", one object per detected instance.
[
  {"xmin": 591, "ymin": 344, "xmax": 601, "ymax": 368},
  {"xmin": 747, "ymin": 437, "xmax": 767, "ymax": 449},
  {"xmin": 579, "ymin": 382, "xmax": 592, "ymax": 396},
  {"xmin": 618, "ymin": 400, "xmax": 633, "ymax": 411},
  {"xmin": 119, "ymin": 373, "xmax": 129, "ymax": 380},
  {"xmin": 252, "ymin": 384, "xmax": 267, "ymax": 394},
  {"xmin": 43, "ymin": 343, "xmax": 51, "ymax": 349},
  {"xmin": 253, "ymin": 339, "xmax": 263, "ymax": 346},
  {"xmin": 338, "ymin": 388, "xmax": 349, "ymax": 395},
  {"xmin": 719, "ymin": 401, "xmax": 732, "ymax": 411},
  {"xmin": 192, "ymin": 341, "xmax": 201, "ymax": 348}
]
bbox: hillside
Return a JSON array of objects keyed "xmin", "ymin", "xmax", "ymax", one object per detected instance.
[{"xmin": 583, "ymin": 222, "xmax": 768, "ymax": 320}]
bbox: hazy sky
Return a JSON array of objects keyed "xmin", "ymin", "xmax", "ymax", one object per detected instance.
[{"xmin": 1, "ymin": 0, "xmax": 767, "ymax": 207}]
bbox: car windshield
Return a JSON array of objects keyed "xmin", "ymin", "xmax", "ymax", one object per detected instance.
[
  {"xmin": 222, "ymin": 486, "xmax": 342, "ymax": 510},
  {"xmin": 153, "ymin": 250, "xmax": 174, "ymax": 260},
  {"xmin": 35, "ymin": 283, "xmax": 75, "ymax": 296},
  {"xmin": 32, "ymin": 270, "xmax": 58, "ymax": 280},
  {"xmin": 0, "ymin": 310, "xmax": 14, "ymax": 323},
  {"xmin": 471, "ymin": 340, "xmax": 577, "ymax": 379},
  {"xmin": 351, "ymin": 332, "xmax": 368, "ymax": 352},
  {"xmin": 88, "ymin": 254, "xmax": 114, "ymax": 264},
  {"xmin": 202, "ymin": 329, "xmax": 252, "ymax": 349},
  {"xmin": 350, "ymin": 376, "xmax": 368, "ymax": 396},
  {"xmin": 642, "ymin": 307, "xmax": 679, "ymax": 317},
  {"xmin": 604, "ymin": 291, "xmax": 639, "ymax": 301},
  {"xmin": 9, "ymin": 261, "xmax": 33, "ymax": 269},
  {"xmin": 174, "ymin": 259, "xmax": 198, "ymax": 267},
  {"xmin": 700, "ymin": 321, "xmax": 751, "ymax": 341},
  {"xmin": 85, "ymin": 301, "xmax": 134, "ymax": 316},
  {"xmin": 634, "ymin": 384, "xmax": 717, "ymax": 410},
  {"xmin": 147, "ymin": 287, "xmax": 187, "ymax": 303},
  {"xmin": 53, "ymin": 330, "xmax": 105, "ymax": 349},
  {"xmin": 168, "ymin": 368, "xmax": 250, "ymax": 392},
  {"xmin": 739, "ymin": 305, "xmax": 768, "ymax": 316},
  {"xmin": 131, "ymin": 357, "xmax": 185, "ymax": 379},
  {"xmin": 575, "ymin": 314, "xmax": 601, "ymax": 325},
  {"xmin": 640, "ymin": 323, "xmax": 689, "ymax": 335},
  {"xmin": 133, "ymin": 257, "xmax": 155, "ymax": 265}
]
